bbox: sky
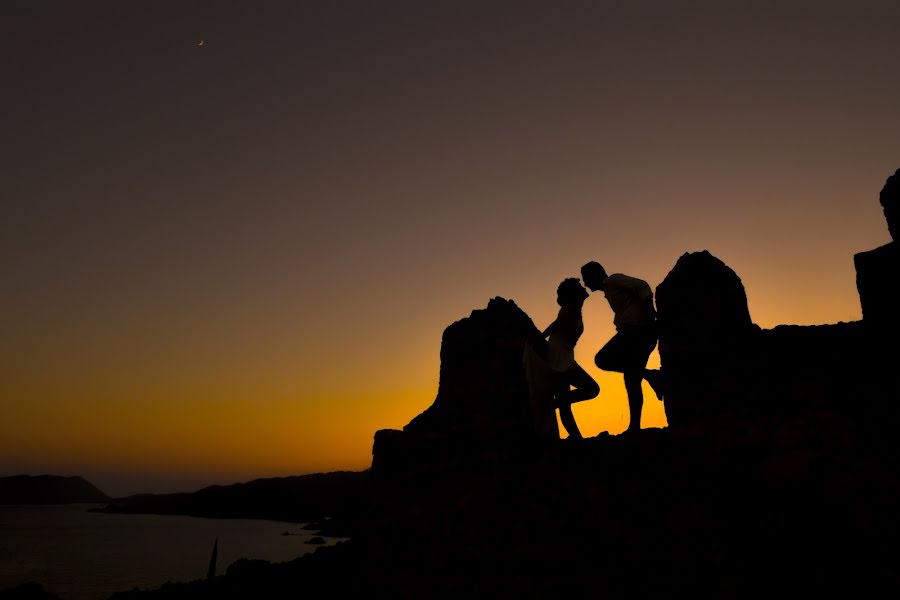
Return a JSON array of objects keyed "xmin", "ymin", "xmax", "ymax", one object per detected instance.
[{"xmin": 3, "ymin": 1, "xmax": 899, "ymax": 497}]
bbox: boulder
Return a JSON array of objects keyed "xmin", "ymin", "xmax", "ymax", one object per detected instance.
[
  {"xmin": 405, "ymin": 297, "xmax": 540, "ymax": 436},
  {"xmin": 655, "ymin": 251, "xmax": 759, "ymax": 426},
  {"xmin": 372, "ymin": 297, "xmax": 540, "ymax": 480}
]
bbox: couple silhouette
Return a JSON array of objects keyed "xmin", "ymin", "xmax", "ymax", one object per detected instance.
[{"xmin": 524, "ymin": 261, "xmax": 665, "ymax": 439}]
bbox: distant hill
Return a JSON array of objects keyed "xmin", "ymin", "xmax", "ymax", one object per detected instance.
[
  {"xmin": 93, "ymin": 471, "xmax": 369, "ymax": 528},
  {"xmin": 0, "ymin": 475, "xmax": 110, "ymax": 504}
]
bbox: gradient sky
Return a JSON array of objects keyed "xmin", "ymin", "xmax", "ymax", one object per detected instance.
[{"xmin": 3, "ymin": 1, "xmax": 899, "ymax": 496}]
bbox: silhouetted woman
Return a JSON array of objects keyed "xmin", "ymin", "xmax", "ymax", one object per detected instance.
[{"xmin": 526, "ymin": 278, "xmax": 600, "ymax": 439}]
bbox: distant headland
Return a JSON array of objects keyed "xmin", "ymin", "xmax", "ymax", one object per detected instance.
[
  {"xmin": 0, "ymin": 475, "xmax": 109, "ymax": 505},
  {"xmin": 91, "ymin": 470, "xmax": 366, "ymax": 534}
]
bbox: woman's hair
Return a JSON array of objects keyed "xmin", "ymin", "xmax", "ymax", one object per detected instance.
[{"xmin": 557, "ymin": 277, "xmax": 588, "ymax": 306}]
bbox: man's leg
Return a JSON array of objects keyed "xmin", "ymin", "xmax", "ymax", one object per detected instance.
[
  {"xmin": 644, "ymin": 368, "xmax": 665, "ymax": 401},
  {"xmin": 594, "ymin": 333, "xmax": 630, "ymax": 373},
  {"xmin": 624, "ymin": 371, "xmax": 643, "ymax": 433},
  {"xmin": 641, "ymin": 324, "xmax": 664, "ymax": 401},
  {"xmin": 596, "ymin": 331, "xmax": 655, "ymax": 432}
]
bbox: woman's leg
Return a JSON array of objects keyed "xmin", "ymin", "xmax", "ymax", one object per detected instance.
[
  {"xmin": 558, "ymin": 403, "xmax": 582, "ymax": 439},
  {"xmin": 564, "ymin": 363, "xmax": 600, "ymax": 403},
  {"xmin": 597, "ymin": 328, "xmax": 656, "ymax": 432},
  {"xmin": 555, "ymin": 364, "xmax": 599, "ymax": 439}
]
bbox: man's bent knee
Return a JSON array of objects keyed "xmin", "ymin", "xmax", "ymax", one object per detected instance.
[{"xmin": 595, "ymin": 350, "xmax": 617, "ymax": 372}]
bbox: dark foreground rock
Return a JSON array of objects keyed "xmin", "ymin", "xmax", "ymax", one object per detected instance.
[
  {"xmin": 0, "ymin": 475, "xmax": 109, "ymax": 504},
  {"xmin": 104, "ymin": 425, "xmax": 900, "ymax": 598}
]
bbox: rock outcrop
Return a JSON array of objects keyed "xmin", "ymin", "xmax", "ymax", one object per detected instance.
[
  {"xmin": 855, "ymin": 241, "xmax": 899, "ymax": 334},
  {"xmin": 372, "ymin": 297, "xmax": 539, "ymax": 479},
  {"xmin": 355, "ymin": 248, "xmax": 900, "ymax": 597},
  {"xmin": 857, "ymin": 167, "xmax": 900, "ymax": 321},
  {"xmin": 404, "ymin": 297, "xmax": 539, "ymax": 437},
  {"xmin": 654, "ymin": 250, "xmax": 760, "ymax": 426},
  {"xmin": 852, "ymin": 168, "xmax": 900, "ymax": 418},
  {"xmin": 654, "ymin": 251, "xmax": 878, "ymax": 429}
]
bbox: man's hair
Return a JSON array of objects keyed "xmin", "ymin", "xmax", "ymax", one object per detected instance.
[
  {"xmin": 581, "ymin": 261, "xmax": 607, "ymax": 281},
  {"xmin": 557, "ymin": 278, "xmax": 588, "ymax": 306},
  {"xmin": 880, "ymin": 168, "xmax": 900, "ymax": 209}
]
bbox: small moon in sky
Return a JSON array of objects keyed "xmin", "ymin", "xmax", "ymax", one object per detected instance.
[{"xmin": 197, "ymin": 39, "xmax": 204, "ymax": 47}]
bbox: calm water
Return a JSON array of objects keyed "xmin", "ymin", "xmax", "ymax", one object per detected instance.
[{"xmin": 0, "ymin": 504, "xmax": 345, "ymax": 600}]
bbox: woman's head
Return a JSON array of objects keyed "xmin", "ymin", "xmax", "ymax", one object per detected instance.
[{"xmin": 557, "ymin": 277, "xmax": 589, "ymax": 306}]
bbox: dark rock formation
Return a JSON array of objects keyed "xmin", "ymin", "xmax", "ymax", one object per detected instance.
[
  {"xmin": 0, "ymin": 475, "xmax": 109, "ymax": 504},
  {"xmin": 354, "ymin": 251, "xmax": 898, "ymax": 597},
  {"xmin": 654, "ymin": 250, "xmax": 760, "ymax": 426},
  {"xmin": 357, "ymin": 272, "xmax": 895, "ymax": 596},
  {"xmin": 855, "ymin": 168, "xmax": 899, "ymax": 347},
  {"xmin": 372, "ymin": 297, "xmax": 540, "ymax": 480},
  {"xmin": 654, "ymin": 250, "xmax": 883, "ymax": 433},
  {"xmin": 404, "ymin": 297, "xmax": 539, "ymax": 437},
  {"xmin": 855, "ymin": 241, "xmax": 899, "ymax": 335},
  {"xmin": 853, "ymin": 168, "xmax": 900, "ymax": 413},
  {"xmin": 754, "ymin": 321, "xmax": 869, "ymax": 416}
]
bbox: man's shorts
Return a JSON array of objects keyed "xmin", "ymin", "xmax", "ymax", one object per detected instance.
[{"xmin": 594, "ymin": 324, "xmax": 658, "ymax": 373}]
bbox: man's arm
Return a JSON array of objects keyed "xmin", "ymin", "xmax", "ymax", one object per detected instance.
[{"xmin": 541, "ymin": 319, "xmax": 558, "ymax": 339}]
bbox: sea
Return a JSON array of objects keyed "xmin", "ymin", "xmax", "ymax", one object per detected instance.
[{"xmin": 0, "ymin": 504, "xmax": 345, "ymax": 600}]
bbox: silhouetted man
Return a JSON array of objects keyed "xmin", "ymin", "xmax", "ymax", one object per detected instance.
[{"xmin": 581, "ymin": 261, "xmax": 664, "ymax": 433}]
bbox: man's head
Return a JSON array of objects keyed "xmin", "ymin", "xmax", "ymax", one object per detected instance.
[
  {"xmin": 580, "ymin": 261, "xmax": 608, "ymax": 291},
  {"xmin": 880, "ymin": 168, "xmax": 900, "ymax": 242}
]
